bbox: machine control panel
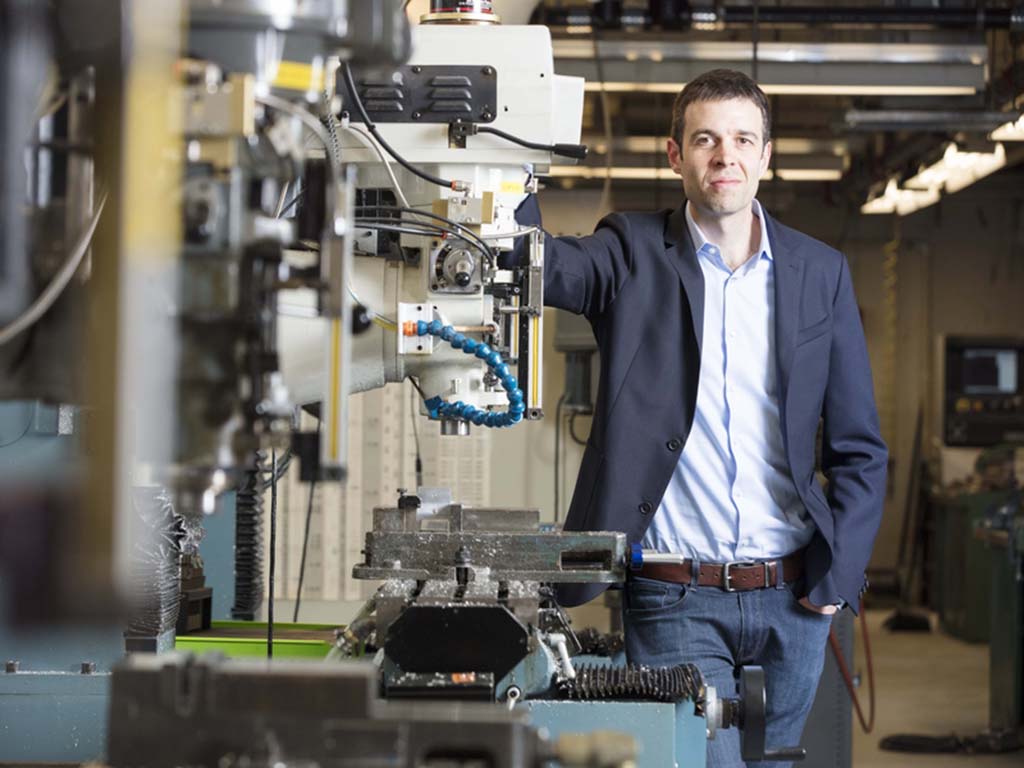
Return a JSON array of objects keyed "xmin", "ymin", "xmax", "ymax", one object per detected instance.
[{"xmin": 944, "ymin": 336, "xmax": 1024, "ymax": 446}]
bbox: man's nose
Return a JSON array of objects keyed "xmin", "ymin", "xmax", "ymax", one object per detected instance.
[{"xmin": 713, "ymin": 145, "xmax": 737, "ymax": 165}]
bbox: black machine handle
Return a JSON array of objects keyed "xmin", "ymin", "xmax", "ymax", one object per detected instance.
[
  {"xmin": 737, "ymin": 666, "xmax": 807, "ymax": 763},
  {"xmin": 762, "ymin": 747, "xmax": 809, "ymax": 761}
]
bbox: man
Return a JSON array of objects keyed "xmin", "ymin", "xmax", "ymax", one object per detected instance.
[{"xmin": 515, "ymin": 69, "xmax": 887, "ymax": 766}]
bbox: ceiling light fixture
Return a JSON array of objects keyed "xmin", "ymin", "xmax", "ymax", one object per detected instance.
[
  {"xmin": 861, "ymin": 179, "xmax": 940, "ymax": 216},
  {"xmin": 905, "ymin": 142, "xmax": 1006, "ymax": 195},
  {"xmin": 990, "ymin": 114, "xmax": 1024, "ymax": 141},
  {"xmin": 862, "ymin": 142, "xmax": 1007, "ymax": 216}
]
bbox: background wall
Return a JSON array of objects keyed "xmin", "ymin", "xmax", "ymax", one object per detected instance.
[{"xmin": 506, "ymin": 168, "xmax": 1024, "ymax": 585}]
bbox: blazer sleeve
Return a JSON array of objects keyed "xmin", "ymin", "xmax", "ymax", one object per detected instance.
[
  {"xmin": 820, "ymin": 255, "xmax": 889, "ymax": 605},
  {"xmin": 510, "ymin": 194, "xmax": 635, "ymax": 318}
]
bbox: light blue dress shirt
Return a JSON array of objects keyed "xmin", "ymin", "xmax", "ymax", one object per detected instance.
[{"xmin": 641, "ymin": 200, "xmax": 815, "ymax": 563}]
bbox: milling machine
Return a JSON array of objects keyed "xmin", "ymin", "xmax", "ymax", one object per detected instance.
[{"xmin": 1, "ymin": 1, "xmax": 799, "ymax": 766}]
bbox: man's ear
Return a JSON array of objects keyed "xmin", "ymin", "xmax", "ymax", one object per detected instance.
[{"xmin": 666, "ymin": 137, "xmax": 683, "ymax": 175}]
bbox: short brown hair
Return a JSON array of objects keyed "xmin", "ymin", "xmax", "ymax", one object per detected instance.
[{"xmin": 670, "ymin": 69, "xmax": 771, "ymax": 148}]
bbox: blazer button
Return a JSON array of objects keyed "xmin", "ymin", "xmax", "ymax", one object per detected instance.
[
  {"xmin": 638, "ymin": 501, "xmax": 653, "ymax": 515},
  {"xmin": 667, "ymin": 438, "xmax": 682, "ymax": 452}
]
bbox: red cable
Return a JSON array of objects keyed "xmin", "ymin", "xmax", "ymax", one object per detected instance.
[{"xmin": 828, "ymin": 596, "xmax": 876, "ymax": 733}]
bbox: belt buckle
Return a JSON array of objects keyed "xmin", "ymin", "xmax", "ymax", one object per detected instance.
[{"xmin": 722, "ymin": 560, "xmax": 767, "ymax": 592}]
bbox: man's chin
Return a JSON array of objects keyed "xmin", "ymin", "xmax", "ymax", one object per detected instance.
[{"xmin": 701, "ymin": 198, "xmax": 751, "ymax": 217}]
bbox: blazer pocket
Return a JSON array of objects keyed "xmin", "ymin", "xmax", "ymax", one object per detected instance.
[{"xmin": 796, "ymin": 314, "xmax": 832, "ymax": 347}]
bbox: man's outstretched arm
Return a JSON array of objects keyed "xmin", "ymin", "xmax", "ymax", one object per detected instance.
[{"xmin": 510, "ymin": 195, "xmax": 636, "ymax": 318}]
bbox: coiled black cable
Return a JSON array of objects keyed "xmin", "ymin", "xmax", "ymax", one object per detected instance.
[
  {"xmin": 559, "ymin": 662, "xmax": 705, "ymax": 710},
  {"xmin": 231, "ymin": 462, "xmax": 264, "ymax": 621}
]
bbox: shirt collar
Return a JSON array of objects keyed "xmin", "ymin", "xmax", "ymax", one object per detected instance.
[{"xmin": 684, "ymin": 199, "xmax": 773, "ymax": 267}]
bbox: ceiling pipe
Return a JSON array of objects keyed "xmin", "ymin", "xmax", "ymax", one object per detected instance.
[
  {"xmin": 843, "ymin": 110, "xmax": 1016, "ymax": 132},
  {"xmin": 535, "ymin": 2, "xmax": 1024, "ymax": 31}
]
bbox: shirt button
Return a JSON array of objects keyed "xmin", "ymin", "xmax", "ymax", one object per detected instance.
[
  {"xmin": 638, "ymin": 501, "xmax": 653, "ymax": 515},
  {"xmin": 667, "ymin": 438, "xmax": 682, "ymax": 452}
]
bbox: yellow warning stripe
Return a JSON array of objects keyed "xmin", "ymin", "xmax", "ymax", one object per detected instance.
[
  {"xmin": 273, "ymin": 61, "xmax": 325, "ymax": 93},
  {"xmin": 531, "ymin": 316, "xmax": 541, "ymax": 405}
]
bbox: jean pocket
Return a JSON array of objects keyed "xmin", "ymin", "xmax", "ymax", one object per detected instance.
[{"xmin": 626, "ymin": 577, "xmax": 688, "ymax": 615}]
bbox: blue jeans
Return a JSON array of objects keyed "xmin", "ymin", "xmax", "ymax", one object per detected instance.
[{"xmin": 622, "ymin": 576, "xmax": 833, "ymax": 768}]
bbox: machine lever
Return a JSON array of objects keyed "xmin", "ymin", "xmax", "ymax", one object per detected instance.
[{"xmin": 763, "ymin": 747, "xmax": 808, "ymax": 761}]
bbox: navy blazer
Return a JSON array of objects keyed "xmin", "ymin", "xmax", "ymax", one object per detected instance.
[{"xmin": 514, "ymin": 197, "xmax": 887, "ymax": 610}]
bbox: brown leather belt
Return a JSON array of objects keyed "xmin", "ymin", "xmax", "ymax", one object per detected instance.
[{"xmin": 636, "ymin": 551, "xmax": 804, "ymax": 592}]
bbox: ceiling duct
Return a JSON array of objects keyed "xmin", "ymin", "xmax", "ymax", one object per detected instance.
[{"xmin": 555, "ymin": 41, "xmax": 987, "ymax": 97}]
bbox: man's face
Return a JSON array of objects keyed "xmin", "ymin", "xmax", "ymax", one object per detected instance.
[{"xmin": 666, "ymin": 97, "xmax": 772, "ymax": 218}]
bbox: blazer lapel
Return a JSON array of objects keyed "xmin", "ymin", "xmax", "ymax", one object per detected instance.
[
  {"xmin": 766, "ymin": 213, "xmax": 804, "ymax": 401},
  {"xmin": 664, "ymin": 204, "xmax": 705, "ymax": 356}
]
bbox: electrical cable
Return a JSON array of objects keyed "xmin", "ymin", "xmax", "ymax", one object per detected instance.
[
  {"xmin": 342, "ymin": 277, "xmax": 396, "ymax": 330},
  {"xmin": 407, "ymin": 375, "xmax": 427, "ymax": 400},
  {"xmin": 258, "ymin": 448, "xmax": 293, "ymax": 491},
  {"xmin": 470, "ymin": 124, "xmax": 587, "ymax": 160},
  {"xmin": 355, "ymin": 220, "xmax": 493, "ymax": 268},
  {"xmin": 340, "ymin": 62, "xmax": 459, "ymax": 190},
  {"xmin": 356, "ymin": 213, "xmax": 487, "ymax": 253},
  {"xmin": 407, "ymin": 378, "xmax": 424, "ymax": 489},
  {"xmin": 479, "ymin": 226, "xmax": 539, "ymax": 241},
  {"xmin": 340, "ymin": 119, "xmax": 411, "ymax": 208},
  {"xmin": 0, "ymin": 408, "xmax": 34, "ymax": 448},
  {"xmin": 0, "ymin": 191, "xmax": 107, "ymax": 347},
  {"xmin": 273, "ymin": 181, "xmax": 292, "ymax": 218},
  {"xmin": 356, "ymin": 204, "xmax": 494, "ymax": 254},
  {"xmin": 355, "ymin": 205, "xmax": 496, "ymax": 265},
  {"xmin": 568, "ymin": 411, "xmax": 589, "ymax": 445},
  {"xmin": 277, "ymin": 189, "xmax": 303, "ymax": 219},
  {"xmin": 554, "ymin": 394, "xmax": 565, "ymax": 522},
  {"xmin": 293, "ymin": 418, "xmax": 321, "ymax": 623},
  {"xmin": 267, "ymin": 449, "xmax": 278, "ymax": 658},
  {"xmin": 829, "ymin": 597, "xmax": 876, "ymax": 733}
]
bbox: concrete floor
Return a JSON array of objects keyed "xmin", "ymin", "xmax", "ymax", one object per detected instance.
[{"xmin": 852, "ymin": 609, "xmax": 1021, "ymax": 767}]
